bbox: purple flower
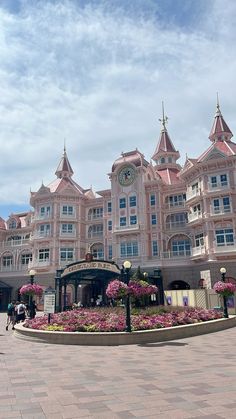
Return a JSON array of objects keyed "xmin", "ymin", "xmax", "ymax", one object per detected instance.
[
  {"xmin": 20, "ymin": 283, "xmax": 43, "ymax": 296},
  {"xmin": 213, "ymin": 281, "xmax": 236, "ymax": 297}
]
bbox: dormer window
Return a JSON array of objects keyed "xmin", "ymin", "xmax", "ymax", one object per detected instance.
[
  {"xmin": 9, "ymin": 219, "xmax": 17, "ymax": 229},
  {"xmin": 160, "ymin": 157, "xmax": 165, "ymax": 164}
]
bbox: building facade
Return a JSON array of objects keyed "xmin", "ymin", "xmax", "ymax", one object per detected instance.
[{"xmin": 0, "ymin": 100, "xmax": 236, "ymax": 308}]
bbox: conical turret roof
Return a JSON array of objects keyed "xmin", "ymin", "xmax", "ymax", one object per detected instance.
[
  {"xmin": 55, "ymin": 146, "xmax": 74, "ymax": 178},
  {"xmin": 209, "ymin": 95, "xmax": 233, "ymax": 142}
]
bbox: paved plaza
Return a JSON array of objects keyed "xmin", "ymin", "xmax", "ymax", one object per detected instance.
[{"xmin": 1, "ymin": 313, "xmax": 236, "ymax": 418}]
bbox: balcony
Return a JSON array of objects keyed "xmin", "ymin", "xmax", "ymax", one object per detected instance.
[
  {"xmin": 210, "ymin": 205, "xmax": 231, "ymax": 216},
  {"xmin": 186, "ymin": 188, "xmax": 201, "ymax": 201},
  {"xmin": 28, "ymin": 260, "xmax": 51, "ymax": 268},
  {"xmin": 165, "ymin": 201, "xmax": 186, "ymax": 210},
  {"xmin": 208, "ymin": 182, "xmax": 229, "ymax": 192},
  {"xmin": 162, "ymin": 250, "xmax": 191, "ymax": 259},
  {"xmin": 60, "ymin": 213, "xmax": 76, "ymax": 220},
  {"xmin": 188, "ymin": 211, "xmax": 203, "ymax": 223},
  {"xmin": 87, "ymin": 232, "xmax": 103, "ymax": 239},
  {"xmin": 0, "ymin": 239, "xmax": 30, "ymax": 249},
  {"xmin": 0, "ymin": 265, "xmax": 28, "ymax": 273},
  {"xmin": 165, "ymin": 221, "xmax": 187, "ymax": 231},
  {"xmin": 114, "ymin": 224, "xmax": 140, "ymax": 233},
  {"xmin": 31, "ymin": 232, "xmax": 51, "ymax": 240},
  {"xmin": 60, "ymin": 231, "xmax": 76, "ymax": 238},
  {"xmin": 191, "ymin": 245, "xmax": 206, "ymax": 257},
  {"xmin": 32, "ymin": 213, "xmax": 52, "ymax": 222},
  {"xmin": 213, "ymin": 243, "xmax": 236, "ymax": 253}
]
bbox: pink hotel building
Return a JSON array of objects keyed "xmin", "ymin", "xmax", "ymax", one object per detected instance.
[{"xmin": 0, "ymin": 100, "xmax": 236, "ymax": 308}]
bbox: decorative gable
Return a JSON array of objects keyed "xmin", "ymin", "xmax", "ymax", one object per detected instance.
[{"xmin": 202, "ymin": 149, "xmax": 226, "ymax": 162}]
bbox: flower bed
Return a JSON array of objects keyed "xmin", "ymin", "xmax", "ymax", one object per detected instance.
[{"xmin": 24, "ymin": 306, "xmax": 223, "ymax": 333}]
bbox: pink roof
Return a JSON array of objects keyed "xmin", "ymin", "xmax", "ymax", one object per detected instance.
[
  {"xmin": 55, "ymin": 149, "xmax": 74, "ymax": 178},
  {"xmin": 198, "ymin": 140, "xmax": 236, "ymax": 162},
  {"xmin": 156, "ymin": 168, "xmax": 182, "ymax": 185},
  {"xmin": 152, "ymin": 128, "xmax": 178, "ymax": 161},
  {"xmin": 112, "ymin": 149, "xmax": 148, "ymax": 172},
  {"xmin": 0, "ymin": 217, "xmax": 6, "ymax": 229},
  {"xmin": 209, "ymin": 104, "xmax": 233, "ymax": 141},
  {"xmin": 47, "ymin": 177, "xmax": 84, "ymax": 194}
]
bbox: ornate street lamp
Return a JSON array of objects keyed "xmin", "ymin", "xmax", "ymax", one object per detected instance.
[
  {"xmin": 220, "ymin": 267, "xmax": 228, "ymax": 318},
  {"xmin": 123, "ymin": 260, "xmax": 132, "ymax": 333},
  {"xmin": 28, "ymin": 269, "xmax": 36, "ymax": 319}
]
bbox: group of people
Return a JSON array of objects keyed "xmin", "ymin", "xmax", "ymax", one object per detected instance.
[{"xmin": 6, "ymin": 300, "xmax": 37, "ymax": 331}]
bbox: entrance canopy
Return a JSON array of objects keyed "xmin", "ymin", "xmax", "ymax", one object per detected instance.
[{"xmin": 61, "ymin": 259, "xmax": 120, "ymax": 281}]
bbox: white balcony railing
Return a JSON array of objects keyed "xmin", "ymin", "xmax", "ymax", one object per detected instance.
[
  {"xmin": 28, "ymin": 260, "xmax": 51, "ymax": 268},
  {"xmin": 0, "ymin": 239, "xmax": 30, "ymax": 249},
  {"xmin": 210, "ymin": 205, "xmax": 231, "ymax": 215},
  {"xmin": 208, "ymin": 182, "xmax": 229, "ymax": 192},
  {"xmin": 213, "ymin": 243, "xmax": 236, "ymax": 253},
  {"xmin": 31, "ymin": 232, "xmax": 51, "ymax": 239},
  {"xmin": 191, "ymin": 246, "xmax": 206, "ymax": 257},
  {"xmin": 32, "ymin": 213, "xmax": 51, "ymax": 221},
  {"xmin": 162, "ymin": 250, "xmax": 191, "ymax": 259},
  {"xmin": 60, "ymin": 231, "xmax": 76, "ymax": 238},
  {"xmin": 186, "ymin": 188, "xmax": 201, "ymax": 201},
  {"xmin": 88, "ymin": 214, "xmax": 103, "ymax": 221},
  {"xmin": 188, "ymin": 211, "xmax": 203, "ymax": 222},
  {"xmin": 165, "ymin": 221, "xmax": 187, "ymax": 230},
  {"xmin": 114, "ymin": 224, "xmax": 140, "ymax": 232},
  {"xmin": 165, "ymin": 201, "xmax": 186, "ymax": 210}
]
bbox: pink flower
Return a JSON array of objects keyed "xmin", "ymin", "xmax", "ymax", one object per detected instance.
[
  {"xmin": 20, "ymin": 283, "xmax": 44, "ymax": 296},
  {"xmin": 106, "ymin": 280, "xmax": 128, "ymax": 299},
  {"xmin": 213, "ymin": 281, "xmax": 236, "ymax": 297}
]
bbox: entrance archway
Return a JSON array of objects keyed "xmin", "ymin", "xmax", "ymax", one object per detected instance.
[
  {"xmin": 168, "ymin": 280, "xmax": 190, "ymax": 290},
  {"xmin": 55, "ymin": 256, "xmax": 120, "ymax": 311}
]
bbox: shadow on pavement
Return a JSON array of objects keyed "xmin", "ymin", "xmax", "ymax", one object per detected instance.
[{"xmin": 138, "ymin": 341, "xmax": 188, "ymax": 347}]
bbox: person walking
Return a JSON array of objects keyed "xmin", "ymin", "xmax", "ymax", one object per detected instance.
[
  {"xmin": 6, "ymin": 301, "xmax": 16, "ymax": 330},
  {"xmin": 16, "ymin": 301, "xmax": 26, "ymax": 323}
]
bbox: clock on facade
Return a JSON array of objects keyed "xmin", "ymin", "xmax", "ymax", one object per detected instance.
[{"xmin": 118, "ymin": 165, "xmax": 136, "ymax": 186}]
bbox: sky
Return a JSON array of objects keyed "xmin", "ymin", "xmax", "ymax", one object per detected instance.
[{"xmin": 0, "ymin": 0, "xmax": 236, "ymax": 219}]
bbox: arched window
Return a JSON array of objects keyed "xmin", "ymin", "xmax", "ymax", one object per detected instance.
[
  {"xmin": 90, "ymin": 244, "xmax": 104, "ymax": 260},
  {"xmin": 8, "ymin": 219, "xmax": 17, "ymax": 229}
]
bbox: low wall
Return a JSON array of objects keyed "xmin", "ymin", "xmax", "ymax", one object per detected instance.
[{"xmin": 14, "ymin": 316, "xmax": 236, "ymax": 346}]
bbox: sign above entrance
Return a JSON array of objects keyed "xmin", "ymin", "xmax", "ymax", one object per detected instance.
[{"xmin": 61, "ymin": 260, "xmax": 120, "ymax": 277}]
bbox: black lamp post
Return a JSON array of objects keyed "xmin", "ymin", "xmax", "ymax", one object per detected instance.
[
  {"xmin": 29, "ymin": 269, "xmax": 36, "ymax": 319},
  {"xmin": 123, "ymin": 260, "xmax": 132, "ymax": 333},
  {"xmin": 220, "ymin": 267, "xmax": 228, "ymax": 318}
]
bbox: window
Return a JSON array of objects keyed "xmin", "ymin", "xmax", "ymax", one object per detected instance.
[
  {"xmin": 130, "ymin": 215, "xmax": 137, "ymax": 225},
  {"xmin": 38, "ymin": 248, "xmax": 50, "ymax": 261},
  {"xmin": 107, "ymin": 202, "xmax": 112, "ymax": 213},
  {"xmin": 193, "ymin": 204, "xmax": 201, "ymax": 213},
  {"xmin": 3, "ymin": 255, "xmax": 13, "ymax": 267},
  {"xmin": 150, "ymin": 194, "xmax": 156, "ymax": 206},
  {"xmin": 129, "ymin": 196, "xmax": 136, "ymax": 207},
  {"xmin": 160, "ymin": 157, "xmax": 165, "ymax": 164},
  {"xmin": 38, "ymin": 224, "xmax": 50, "ymax": 236},
  {"xmin": 151, "ymin": 214, "xmax": 157, "ymax": 225},
  {"xmin": 220, "ymin": 174, "xmax": 228, "ymax": 186},
  {"xmin": 88, "ymin": 208, "xmax": 103, "ymax": 220},
  {"xmin": 88, "ymin": 224, "xmax": 103, "ymax": 238},
  {"xmin": 168, "ymin": 194, "xmax": 186, "ymax": 207},
  {"xmin": 215, "ymin": 229, "xmax": 234, "ymax": 246},
  {"xmin": 223, "ymin": 197, "xmax": 230, "ymax": 212},
  {"xmin": 60, "ymin": 248, "xmax": 74, "ymax": 262},
  {"xmin": 119, "ymin": 197, "xmax": 126, "ymax": 208},
  {"xmin": 21, "ymin": 254, "xmax": 32, "ymax": 265},
  {"xmin": 92, "ymin": 246, "xmax": 104, "ymax": 259},
  {"xmin": 152, "ymin": 241, "xmax": 158, "ymax": 256},
  {"xmin": 166, "ymin": 213, "xmax": 187, "ymax": 228},
  {"xmin": 120, "ymin": 217, "xmax": 126, "ymax": 227},
  {"xmin": 120, "ymin": 241, "xmax": 138, "ymax": 257},
  {"xmin": 108, "ymin": 245, "xmax": 112, "ymax": 260},
  {"xmin": 40, "ymin": 206, "xmax": 51, "ymax": 217},
  {"xmin": 172, "ymin": 240, "xmax": 191, "ymax": 256},
  {"xmin": 168, "ymin": 157, "xmax": 172, "ymax": 163},
  {"xmin": 195, "ymin": 233, "xmax": 204, "ymax": 247},
  {"xmin": 108, "ymin": 220, "xmax": 112, "ymax": 231},
  {"xmin": 62, "ymin": 205, "xmax": 74, "ymax": 216},
  {"xmin": 9, "ymin": 219, "xmax": 17, "ymax": 229},
  {"xmin": 192, "ymin": 182, "xmax": 199, "ymax": 192},
  {"xmin": 61, "ymin": 223, "xmax": 73, "ymax": 234},
  {"xmin": 211, "ymin": 176, "xmax": 217, "ymax": 188}
]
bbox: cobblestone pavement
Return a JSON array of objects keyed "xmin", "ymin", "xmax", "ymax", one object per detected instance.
[{"xmin": 1, "ymin": 313, "xmax": 236, "ymax": 419}]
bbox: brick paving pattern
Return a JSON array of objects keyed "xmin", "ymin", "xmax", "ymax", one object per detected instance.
[{"xmin": 0, "ymin": 313, "xmax": 236, "ymax": 418}]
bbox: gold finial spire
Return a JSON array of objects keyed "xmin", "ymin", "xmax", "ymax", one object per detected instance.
[
  {"xmin": 159, "ymin": 101, "xmax": 168, "ymax": 130},
  {"xmin": 215, "ymin": 92, "xmax": 222, "ymax": 116}
]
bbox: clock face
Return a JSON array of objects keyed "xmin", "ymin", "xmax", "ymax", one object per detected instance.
[{"xmin": 118, "ymin": 165, "xmax": 136, "ymax": 186}]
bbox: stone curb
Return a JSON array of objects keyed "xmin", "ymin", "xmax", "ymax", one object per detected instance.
[{"xmin": 13, "ymin": 316, "xmax": 236, "ymax": 346}]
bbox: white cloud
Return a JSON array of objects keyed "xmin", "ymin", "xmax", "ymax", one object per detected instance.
[{"xmin": 0, "ymin": 0, "xmax": 236, "ymax": 216}]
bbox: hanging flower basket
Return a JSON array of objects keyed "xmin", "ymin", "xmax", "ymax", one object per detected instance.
[
  {"xmin": 213, "ymin": 281, "xmax": 236, "ymax": 298},
  {"xmin": 19, "ymin": 284, "xmax": 44, "ymax": 297},
  {"xmin": 128, "ymin": 280, "xmax": 158, "ymax": 297},
  {"xmin": 106, "ymin": 279, "xmax": 158, "ymax": 299},
  {"xmin": 106, "ymin": 280, "xmax": 128, "ymax": 299}
]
